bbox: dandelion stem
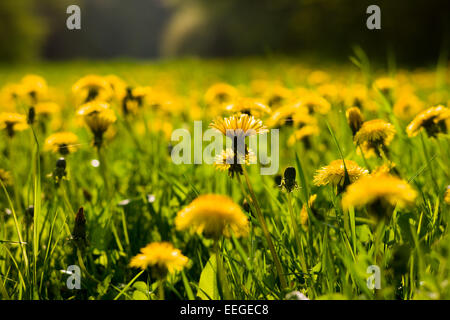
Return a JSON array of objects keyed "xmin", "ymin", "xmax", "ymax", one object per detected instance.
[
  {"xmin": 158, "ymin": 279, "xmax": 165, "ymax": 300},
  {"xmin": 419, "ymin": 131, "xmax": 439, "ymax": 195},
  {"xmin": 286, "ymin": 192, "xmax": 307, "ymax": 273},
  {"xmin": 241, "ymin": 166, "xmax": 288, "ymax": 290},
  {"xmin": 214, "ymin": 240, "xmax": 232, "ymax": 300}
]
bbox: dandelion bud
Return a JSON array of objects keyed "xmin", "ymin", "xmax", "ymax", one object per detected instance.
[
  {"xmin": 72, "ymin": 207, "xmax": 87, "ymax": 247},
  {"xmin": 27, "ymin": 107, "xmax": 35, "ymax": 125},
  {"xmin": 82, "ymin": 189, "xmax": 93, "ymax": 202},
  {"xmin": 282, "ymin": 166, "xmax": 297, "ymax": 192},
  {"xmin": 53, "ymin": 158, "xmax": 67, "ymax": 184},
  {"xmin": 56, "ymin": 157, "xmax": 66, "ymax": 170},
  {"xmin": 274, "ymin": 174, "xmax": 282, "ymax": 187},
  {"xmin": 242, "ymin": 199, "xmax": 251, "ymax": 213},
  {"xmin": 346, "ymin": 107, "xmax": 363, "ymax": 136}
]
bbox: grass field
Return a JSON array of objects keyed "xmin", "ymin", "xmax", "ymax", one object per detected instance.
[{"xmin": 0, "ymin": 56, "xmax": 449, "ymax": 300}]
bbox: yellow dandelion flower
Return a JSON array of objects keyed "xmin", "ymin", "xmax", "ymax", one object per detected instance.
[
  {"xmin": 266, "ymin": 102, "xmax": 307, "ymax": 127},
  {"xmin": 373, "ymin": 77, "xmax": 397, "ymax": 94},
  {"xmin": 313, "ymin": 159, "xmax": 368, "ymax": 187},
  {"xmin": 406, "ymin": 105, "xmax": 450, "ymax": 138},
  {"xmin": 129, "ymin": 242, "xmax": 188, "ymax": 277},
  {"xmin": 175, "ymin": 194, "xmax": 249, "ymax": 239},
  {"xmin": 214, "ymin": 148, "xmax": 256, "ymax": 177},
  {"xmin": 146, "ymin": 118, "xmax": 173, "ymax": 140},
  {"xmin": 343, "ymin": 84, "xmax": 369, "ymax": 110},
  {"xmin": 317, "ymin": 83, "xmax": 342, "ymax": 104},
  {"xmin": 104, "ymin": 74, "xmax": 127, "ymax": 101},
  {"xmin": 393, "ymin": 94, "xmax": 424, "ymax": 121},
  {"xmin": 307, "ymin": 70, "xmax": 330, "ymax": 86},
  {"xmin": 77, "ymin": 102, "xmax": 116, "ymax": 148},
  {"xmin": 132, "ymin": 86, "xmax": 152, "ymax": 101},
  {"xmin": 262, "ymin": 85, "xmax": 291, "ymax": 108},
  {"xmin": 287, "ymin": 125, "xmax": 319, "ymax": 146},
  {"xmin": 0, "ymin": 84, "xmax": 22, "ymax": 111},
  {"xmin": 72, "ymin": 75, "xmax": 113, "ymax": 103},
  {"xmin": 0, "ymin": 169, "xmax": 13, "ymax": 186},
  {"xmin": 341, "ymin": 174, "xmax": 417, "ymax": 218},
  {"xmin": 224, "ymin": 97, "xmax": 271, "ymax": 118},
  {"xmin": 20, "ymin": 74, "xmax": 48, "ymax": 103},
  {"xmin": 77, "ymin": 102, "xmax": 116, "ymax": 134},
  {"xmin": 34, "ymin": 102, "xmax": 60, "ymax": 116},
  {"xmin": 210, "ymin": 113, "xmax": 268, "ymax": 138},
  {"xmin": 204, "ymin": 83, "xmax": 239, "ymax": 106},
  {"xmin": 147, "ymin": 90, "xmax": 182, "ymax": 115},
  {"xmin": 299, "ymin": 92, "xmax": 331, "ymax": 114},
  {"xmin": 354, "ymin": 119, "xmax": 396, "ymax": 157},
  {"xmin": 44, "ymin": 132, "xmax": 79, "ymax": 155},
  {"xmin": 0, "ymin": 112, "xmax": 29, "ymax": 137},
  {"xmin": 371, "ymin": 162, "xmax": 396, "ymax": 177}
]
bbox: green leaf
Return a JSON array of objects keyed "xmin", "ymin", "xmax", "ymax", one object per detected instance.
[{"xmin": 197, "ymin": 254, "xmax": 219, "ymax": 300}]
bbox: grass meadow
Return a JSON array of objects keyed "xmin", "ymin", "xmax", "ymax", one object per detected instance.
[{"xmin": 0, "ymin": 56, "xmax": 449, "ymax": 300}]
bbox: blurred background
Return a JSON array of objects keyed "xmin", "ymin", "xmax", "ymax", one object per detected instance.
[{"xmin": 1, "ymin": 0, "xmax": 449, "ymax": 66}]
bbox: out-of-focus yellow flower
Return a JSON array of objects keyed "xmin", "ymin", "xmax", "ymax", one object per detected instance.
[
  {"xmin": 307, "ymin": 70, "xmax": 330, "ymax": 86},
  {"xmin": 346, "ymin": 107, "xmax": 364, "ymax": 136},
  {"xmin": 0, "ymin": 169, "xmax": 13, "ymax": 186},
  {"xmin": 354, "ymin": 119, "xmax": 396, "ymax": 157},
  {"xmin": 299, "ymin": 92, "xmax": 331, "ymax": 114},
  {"xmin": 0, "ymin": 112, "xmax": 29, "ymax": 137},
  {"xmin": 34, "ymin": 102, "xmax": 60, "ymax": 116},
  {"xmin": 393, "ymin": 94, "xmax": 424, "ymax": 120},
  {"xmin": 77, "ymin": 102, "xmax": 116, "ymax": 148},
  {"xmin": 224, "ymin": 97, "xmax": 271, "ymax": 118},
  {"xmin": 287, "ymin": 125, "xmax": 319, "ymax": 146},
  {"xmin": 313, "ymin": 159, "xmax": 368, "ymax": 187},
  {"xmin": 77, "ymin": 102, "xmax": 116, "ymax": 134},
  {"xmin": 262, "ymin": 85, "xmax": 291, "ymax": 108},
  {"xmin": 210, "ymin": 113, "xmax": 268, "ymax": 138},
  {"xmin": 204, "ymin": 83, "xmax": 239, "ymax": 106},
  {"xmin": 132, "ymin": 86, "xmax": 152, "ymax": 102},
  {"xmin": 317, "ymin": 83, "xmax": 342, "ymax": 104},
  {"xmin": 0, "ymin": 84, "xmax": 22, "ymax": 111},
  {"xmin": 266, "ymin": 102, "xmax": 306, "ymax": 127},
  {"xmin": 72, "ymin": 75, "xmax": 113, "ymax": 103},
  {"xmin": 343, "ymin": 84, "xmax": 371, "ymax": 110},
  {"xmin": 104, "ymin": 74, "xmax": 127, "ymax": 101},
  {"xmin": 147, "ymin": 118, "xmax": 173, "ymax": 140},
  {"xmin": 406, "ymin": 105, "xmax": 449, "ymax": 138},
  {"xmin": 20, "ymin": 74, "xmax": 48, "ymax": 103},
  {"xmin": 342, "ymin": 174, "xmax": 417, "ymax": 218},
  {"xmin": 44, "ymin": 132, "xmax": 79, "ymax": 155},
  {"xmin": 129, "ymin": 242, "xmax": 188, "ymax": 277},
  {"xmin": 300, "ymin": 194, "xmax": 317, "ymax": 228},
  {"xmin": 373, "ymin": 77, "xmax": 397, "ymax": 95},
  {"xmin": 175, "ymin": 194, "xmax": 249, "ymax": 239},
  {"xmin": 371, "ymin": 162, "xmax": 396, "ymax": 177},
  {"xmin": 445, "ymin": 186, "xmax": 450, "ymax": 205},
  {"xmin": 146, "ymin": 90, "xmax": 182, "ymax": 115}
]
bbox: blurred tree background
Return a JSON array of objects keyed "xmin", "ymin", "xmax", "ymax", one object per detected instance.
[{"xmin": 1, "ymin": 0, "xmax": 449, "ymax": 66}]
